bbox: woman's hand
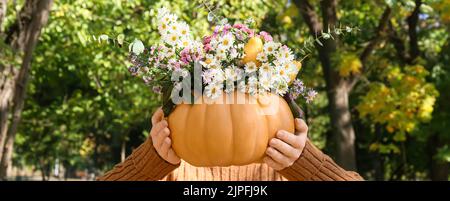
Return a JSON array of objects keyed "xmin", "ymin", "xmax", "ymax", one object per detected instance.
[
  {"xmin": 264, "ymin": 118, "xmax": 308, "ymax": 170},
  {"xmin": 150, "ymin": 108, "xmax": 181, "ymax": 165}
]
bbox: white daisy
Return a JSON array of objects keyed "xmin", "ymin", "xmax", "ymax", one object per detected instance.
[
  {"xmin": 164, "ymin": 33, "xmax": 179, "ymax": 46},
  {"xmin": 201, "ymin": 54, "xmax": 217, "ymax": 69},
  {"xmin": 275, "ymin": 65, "xmax": 291, "ymax": 83},
  {"xmin": 258, "ymin": 76, "xmax": 272, "ymax": 91},
  {"xmin": 178, "ymin": 37, "xmax": 192, "ymax": 48},
  {"xmin": 220, "ymin": 33, "xmax": 235, "ymax": 48},
  {"xmin": 205, "ymin": 83, "xmax": 223, "ymax": 99},
  {"xmin": 158, "ymin": 23, "xmax": 169, "ymax": 35},
  {"xmin": 256, "ymin": 52, "xmax": 268, "ymax": 62},
  {"xmin": 224, "ymin": 67, "xmax": 238, "ymax": 81},
  {"xmin": 229, "ymin": 48, "xmax": 239, "ymax": 59},
  {"xmin": 263, "ymin": 42, "xmax": 280, "ymax": 55},
  {"xmin": 245, "ymin": 62, "xmax": 257, "ymax": 74},
  {"xmin": 259, "ymin": 63, "xmax": 272, "ymax": 77},
  {"xmin": 277, "ymin": 46, "xmax": 294, "ymax": 64},
  {"xmin": 215, "ymin": 47, "xmax": 227, "ymax": 61},
  {"xmin": 224, "ymin": 82, "xmax": 235, "ymax": 94},
  {"xmin": 272, "ymin": 76, "xmax": 288, "ymax": 95},
  {"xmin": 178, "ymin": 22, "xmax": 190, "ymax": 38}
]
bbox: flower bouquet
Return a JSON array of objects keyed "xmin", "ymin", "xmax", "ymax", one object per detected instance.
[{"xmin": 116, "ymin": 8, "xmax": 350, "ymax": 166}]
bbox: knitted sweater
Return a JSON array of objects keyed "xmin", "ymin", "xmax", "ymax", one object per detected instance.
[{"xmin": 97, "ymin": 138, "xmax": 363, "ymax": 181}]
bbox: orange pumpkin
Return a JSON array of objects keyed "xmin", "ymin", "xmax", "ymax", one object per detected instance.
[{"xmin": 168, "ymin": 91, "xmax": 295, "ymax": 167}]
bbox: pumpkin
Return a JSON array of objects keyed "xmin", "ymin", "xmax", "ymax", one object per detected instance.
[
  {"xmin": 242, "ymin": 37, "xmax": 263, "ymax": 66},
  {"xmin": 168, "ymin": 91, "xmax": 295, "ymax": 167}
]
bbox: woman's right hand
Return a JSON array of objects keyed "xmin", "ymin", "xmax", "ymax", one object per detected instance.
[{"xmin": 150, "ymin": 108, "xmax": 181, "ymax": 165}]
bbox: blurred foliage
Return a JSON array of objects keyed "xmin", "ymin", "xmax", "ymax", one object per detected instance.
[{"xmin": 1, "ymin": 0, "xmax": 449, "ymax": 180}]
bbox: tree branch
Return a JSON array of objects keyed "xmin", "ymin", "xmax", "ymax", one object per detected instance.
[
  {"xmin": 292, "ymin": 0, "xmax": 322, "ymax": 34},
  {"xmin": 406, "ymin": 0, "xmax": 421, "ymax": 62},
  {"xmin": 360, "ymin": 6, "xmax": 392, "ymax": 63},
  {"xmin": 388, "ymin": 21, "xmax": 408, "ymax": 63},
  {"xmin": 348, "ymin": 6, "xmax": 392, "ymax": 90}
]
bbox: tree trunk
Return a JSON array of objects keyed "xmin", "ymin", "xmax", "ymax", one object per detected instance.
[
  {"xmin": 0, "ymin": 0, "xmax": 7, "ymax": 30},
  {"xmin": 0, "ymin": 0, "xmax": 53, "ymax": 180},
  {"xmin": 121, "ymin": 140, "xmax": 126, "ymax": 162},
  {"xmin": 294, "ymin": 0, "xmax": 357, "ymax": 170},
  {"xmin": 429, "ymin": 134, "xmax": 449, "ymax": 181}
]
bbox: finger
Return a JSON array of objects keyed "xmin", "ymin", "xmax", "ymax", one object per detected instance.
[
  {"xmin": 151, "ymin": 108, "xmax": 165, "ymax": 125},
  {"xmin": 263, "ymin": 156, "xmax": 284, "ymax": 171},
  {"xmin": 276, "ymin": 130, "xmax": 302, "ymax": 148},
  {"xmin": 153, "ymin": 127, "xmax": 170, "ymax": 149},
  {"xmin": 150, "ymin": 120, "xmax": 168, "ymax": 137},
  {"xmin": 266, "ymin": 147, "xmax": 291, "ymax": 166},
  {"xmin": 295, "ymin": 118, "xmax": 308, "ymax": 134},
  {"xmin": 269, "ymin": 138, "xmax": 301, "ymax": 159},
  {"xmin": 167, "ymin": 149, "xmax": 181, "ymax": 165},
  {"xmin": 159, "ymin": 137, "xmax": 172, "ymax": 158}
]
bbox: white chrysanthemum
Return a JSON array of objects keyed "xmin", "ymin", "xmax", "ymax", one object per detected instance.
[
  {"xmin": 259, "ymin": 76, "xmax": 272, "ymax": 91},
  {"xmin": 224, "ymin": 82, "xmax": 235, "ymax": 94},
  {"xmin": 215, "ymin": 47, "xmax": 227, "ymax": 61},
  {"xmin": 248, "ymin": 76, "xmax": 258, "ymax": 87},
  {"xmin": 157, "ymin": 23, "xmax": 169, "ymax": 35},
  {"xmin": 201, "ymin": 54, "xmax": 217, "ymax": 69},
  {"xmin": 275, "ymin": 65, "xmax": 291, "ymax": 83},
  {"xmin": 169, "ymin": 22, "xmax": 181, "ymax": 35},
  {"xmin": 178, "ymin": 37, "xmax": 192, "ymax": 48},
  {"xmin": 259, "ymin": 63, "xmax": 272, "ymax": 77},
  {"xmin": 224, "ymin": 67, "xmax": 238, "ymax": 81},
  {"xmin": 229, "ymin": 48, "xmax": 239, "ymax": 59},
  {"xmin": 272, "ymin": 76, "xmax": 288, "ymax": 95},
  {"xmin": 205, "ymin": 83, "xmax": 223, "ymax": 99},
  {"xmin": 263, "ymin": 42, "xmax": 280, "ymax": 55},
  {"xmin": 237, "ymin": 81, "xmax": 247, "ymax": 93},
  {"xmin": 220, "ymin": 33, "xmax": 235, "ymax": 48},
  {"xmin": 256, "ymin": 52, "xmax": 268, "ymax": 62},
  {"xmin": 178, "ymin": 22, "xmax": 190, "ymax": 38},
  {"xmin": 160, "ymin": 13, "xmax": 177, "ymax": 25},
  {"xmin": 245, "ymin": 62, "xmax": 257, "ymax": 73},
  {"xmin": 164, "ymin": 33, "xmax": 179, "ymax": 46},
  {"xmin": 277, "ymin": 47, "xmax": 294, "ymax": 64},
  {"xmin": 210, "ymin": 37, "xmax": 220, "ymax": 49},
  {"xmin": 212, "ymin": 68, "xmax": 225, "ymax": 84}
]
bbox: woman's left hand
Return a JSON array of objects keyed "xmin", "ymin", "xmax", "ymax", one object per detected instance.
[{"xmin": 264, "ymin": 118, "xmax": 308, "ymax": 170}]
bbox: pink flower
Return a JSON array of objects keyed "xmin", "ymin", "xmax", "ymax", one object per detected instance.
[
  {"xmin": 203, "ymin": 36, "xmax": 212, "ymax": 45},
  {"xmin": 259, "ymin": 31, "xmax": 273, "ymax": 42},
  {"xmin": 204, "ymin": 44, "xmax": 212, "ymax": 52},
  {"xmin": 233, "ymin": 23, "xmax": 245, "ymax": 29}
]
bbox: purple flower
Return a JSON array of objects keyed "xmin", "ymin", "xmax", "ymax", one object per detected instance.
[
  {"xmin": 128, "ymin": 66, "xmax": 139, "ymax": 76},
  {"xmin": 152, "ymin": 85, "xmax": 162, "ymax": 94},
  {"xmin": 142, "ymin": 76, "xmax": 152, "ymax": 84},
  {"xmin": 305, "ymin": 90, "xmax": 317, "ymax": 103}
]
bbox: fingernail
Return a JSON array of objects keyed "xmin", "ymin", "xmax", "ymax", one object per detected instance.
[
  {"xmin": 277, "ymin": 131, "xmax": 285, "ymax": 138},
  {"xmin": 270, "ymin": 139, "xmax": 276, "ymax": 145}
]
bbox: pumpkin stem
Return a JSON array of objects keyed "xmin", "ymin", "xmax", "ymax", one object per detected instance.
[{"xmin": 283, "ymin": 92, "xmax": 305, "ymax": 120}]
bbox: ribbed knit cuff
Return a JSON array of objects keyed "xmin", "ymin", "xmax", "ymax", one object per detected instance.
[
  {"xmin": 97, "ymin": 139, "xmax": 179, "ymax": 181},
  {"xmin": 279, "ymin": 139, "xmax": 364, "ymax": 181}
]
